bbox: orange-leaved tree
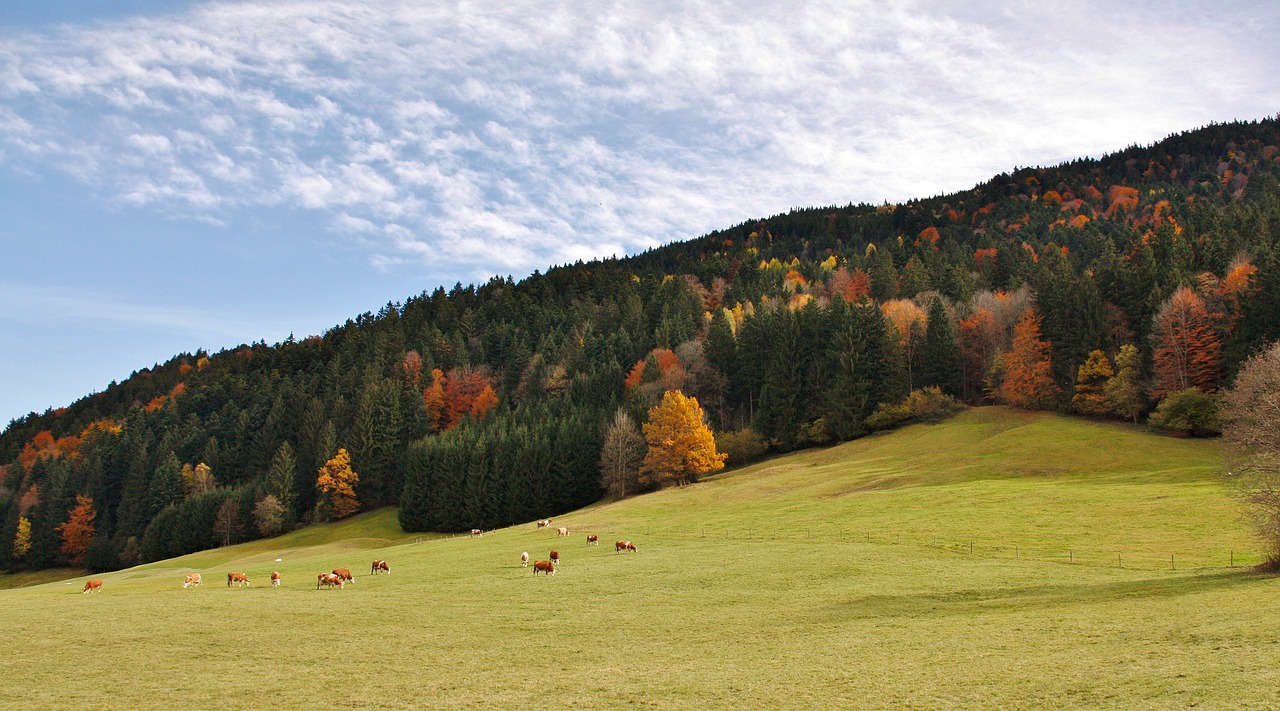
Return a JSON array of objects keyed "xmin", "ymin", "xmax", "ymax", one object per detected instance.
[
  {"xmin": 1151, "ymin": 285, "xmax": 1222, "ymax": 398},
  {"xmin": 57, "ymin": 494, "xmax": 96, "ymax": 565},
  {"xmin": 639, "ymin": 390, "xmax": 726, "ymax": 489},
  {"xmin": 316, "ymin": 448, "xmax": 360, "ymax": 520},
  {"xmin": 999, "ymin": 308, "xmax": 1059, "ymax": 410}
]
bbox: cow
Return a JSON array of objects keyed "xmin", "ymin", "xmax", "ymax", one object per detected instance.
[
  {"xmin": 520, "ymin": 552, "xmax": 529, "ymax": 567},
  {"xmin": 82, "ymin": 579, "xmax": 103, "ymax": 594},
  {"xmin": 615, "ymin": 540, "xmax": 637, "ymax": 553},
  {"xmin": 532, "ymin": 560, "xmax": 555, "ymax": 575},
  {"xmin": 182, "ymin": 573, "xmax": 202, "ymax": 589},
  {"xmin": 536, "ymin": 519, "xmax": 551, "ymax": 528},
  {"xmin": 317, "ymin": 572, "xmax": 344, "ymax": 589},
  {"xmin": 332, "ymin": 568, "xmax": 354, "ymax": 584},
  {"xmin": 586, "ymin": 534, "xmax": 599, "ymax": 546},
  {"xmin": 470, "ymin": 529, "xmax": 484, "ymax": 537},
  {"xmin": 227, "ymin": 572, "xmax": 250, "ymax": 587},
  {"xmin": 270, "ymin": 571, "xmax": 281, "ymax": 588},
  {"xmin": 371, "ymin": 560, "xmax": 390, "ymax": 575},
  {"xmin": 557, "ymin": 527, "xmax": 569, "ymax": 537},
  {"xmin": 625, "ymin": 541, "xmax": 638, "ymax": 552},
  {"xmin": 549, "ymin": 550, "xmax": 560, "ymax": 566}
]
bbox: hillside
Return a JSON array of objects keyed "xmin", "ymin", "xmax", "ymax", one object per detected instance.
[
  {"xmin": 2, "ymin": 409, "xmax": 1275, "ymax": 708},
  {"xmin": 3, "ymin": 118, "xmax": 1280, "ymax": 573}
]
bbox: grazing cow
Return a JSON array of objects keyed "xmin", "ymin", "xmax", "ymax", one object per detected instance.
[
  {"xmin": 83, "ymin": 579, "xmax": 103, "ymax": 594},
  {"xmin": 182, "ymin": 573, "xmax": 202, "ymax": 589},
  {"xmin": 615, "ymin": 540, "xmax": 628, "ymax": 552},
  {"xmin": 557, "ymin": 527, "xmax": 569, "ymax": 537},
  {"xmin": 227, "ymin": 572, "xmax": 250, "ymax": 587},
  {"xmin": 536, "ymin": 519, "xmax": 551, "ymax": 528},
  {"xmin": 371, "ymin": 560, "xmax": 390, "ymax": 575},
  {"xmin": 520, "ymin": 552, "xmax": 529, "ymax": 567},
  {"xmin": 270, "ymin": 571, "xmax": 281, "ymax": 588},
  {"xmin": 470, "ymin": 529, "xmax": 484, "ymax": 537},
  {"xmin": 586, "ymin": 534, "xmax": 599, "ymax": 546},
  {"xmin": 332, "ymin": 568, "xmax": 354, "ymax": 584},
  {"xmin": 317, "ymin": 572, "xmax": 344, "ymax": 589},
  {"xmin": 532, "ymin": 560, "xmax": 555, "ymax": 575},
  {"xmin": 550, "ymin": 550, "xmax": 560, "ymax": 566},
  {"xmin": 625, "ymin": 541, "xmax": 638, "ymax": 552}
]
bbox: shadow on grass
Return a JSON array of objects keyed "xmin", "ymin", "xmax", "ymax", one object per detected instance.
[{"xmin": 827, "ymin": 569, "xmax": 1268, "ymax": 620}]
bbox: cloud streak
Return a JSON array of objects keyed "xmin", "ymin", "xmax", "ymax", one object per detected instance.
[{"xmin": 1, "ymin": 1, "xmax": 1276, "ymax": 280}]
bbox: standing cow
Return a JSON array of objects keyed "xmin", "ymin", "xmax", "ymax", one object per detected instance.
[
  {"xmin": 586, "ymin": 534, "xmax": 599, "ymax": 546},
  {"xmin": 557, "ymin": 527, "xmax": 569, "ymax": 537},
  {"xmin": 615, "ymin": 541, "xmax": 637, "ymax": 553},
  {"xmin": 520, "ymin": 552, "xmax": 529, "ymax": 567},
  {"xmin": 227, "ymin": 572, "xmax": 250, "ymax": 587},
  {"xmin": 317, "ymin": 572, "xmax": 344, "ymax": 589},
  {"xmin": 532, "ymin": 560, "xmax": 555, "ymax": 576},
  {"xmin": 550, "ymin": 550, "xmax": 560, "ymax": 566},
  {"xmin": 183, "ymin": 573, "xmax": 202, "ymax": 589},
  {"xmin": 332, "ymin": 568, "xmax": 354, "ymax": 584},
  {"xmin": 371, "ymin": 560, "xmax": 390, "ymax": 575},
  {"xmin": 82, "ymin": 579, "xmax": 103, "ymax": 594},
  {"xmin": 536, "ymin": 519, "xmax": 551, "ymax": 528},
  {"xmin": 270, "ymin": 571, "xmax": 281, "ymax": 587}
]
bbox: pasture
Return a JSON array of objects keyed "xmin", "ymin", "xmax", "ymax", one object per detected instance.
[{"xmin": 3, "ymin": 408, "xmax": 1279, "ymax": 708}]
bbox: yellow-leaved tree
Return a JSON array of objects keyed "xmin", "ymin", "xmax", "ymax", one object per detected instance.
[
  {"xmin": 316, "ymin": 448, "xmax": 360, "ymax": 520},
  {"xmin": 12, "ymin": 517, "xmax": 31, "ymax": 559},
  {"xmin": 639, "ymin": 390, "xmax": 726, "ymax": 489}
]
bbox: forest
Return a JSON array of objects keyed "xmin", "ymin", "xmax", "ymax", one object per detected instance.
[{"xmin": 3, "ymin": 118, "xmax": 1279, "ymax": 573}]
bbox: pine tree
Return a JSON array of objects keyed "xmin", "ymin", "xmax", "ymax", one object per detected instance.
[
  {"xmin": 921, "ymin": 297, "xmax": 963, "ymax": 398},
  {"xmin": 148, "ymin": 452, "xmax": 184, "ymax": 519},
  {"xmin": 266, "ymin": 441, "xmax": 297, "ymax": 512},
  {"xmin": 1071, "ymin": 350, "xmax": 1115, "ymax": 416}
]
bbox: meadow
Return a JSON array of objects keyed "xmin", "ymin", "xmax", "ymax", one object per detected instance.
[{"xmin": 3, "ymin": 408, "xmax": 1278, "ymax": 709}]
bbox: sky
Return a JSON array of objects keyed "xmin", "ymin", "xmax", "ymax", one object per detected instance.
[{"xmin": 1, "ymin": 1, "xmax": 1277, "ymax": 426}]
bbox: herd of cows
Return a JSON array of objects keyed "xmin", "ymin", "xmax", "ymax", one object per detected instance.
[{"xmin": 78, "ymin": 518, "xmax": 639, "ymax": 593}]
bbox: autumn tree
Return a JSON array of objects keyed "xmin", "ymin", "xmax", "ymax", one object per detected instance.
[
  {"xmin": 1220, "ymin": 340, "xmax": 1280, "ymax": 564},
  {"xmin": 56, "ymin": 494, "xmax": 96, "ymax": 565},
  {"xmin": 999, "ymin": 308, "xmax": 1060, "ymax": 409},
  {"xmin": 639, "ymin": 391, "xmax": 726, "ymax": 489},
  {"xmin": 213, "ymin": 498, "xmax": 241, "ymax": 548},
  {"xmin": 183, "ymin": 462, "xmax": 216, "ymax": 499},
  {"xmin": 423, "ymin": 368, "xmax": 447, "ymax": 432},
  {"xmin": 12, "ymin": 517, "xmax": 31, "ymax": 560},
  {"xmin": 1151, "ymin": 286, "xmax": 1222, "ymax": 398},
  {"xmin": 1104, "ymin": 344, "xmax": 1146, "ymax": 423},
  {"xmin": 253, "ymin": 495, "xmax": 286, "ymax": 538},
  {"xmin": 316, "ymin": 448, "xmax": 360, "ymax": 520},
  {"xmin": 1072, "ymin": 350, "xmax": 1115, "ymax": 416},
  {"xmin": 599, "ymin": 408, "xmax": 645, "ymax": 499}
]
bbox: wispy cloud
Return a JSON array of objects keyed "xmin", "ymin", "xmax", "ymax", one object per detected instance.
[{"xmin": 1, "ymin": 1, "xmax": 1276, "ymax": 277}]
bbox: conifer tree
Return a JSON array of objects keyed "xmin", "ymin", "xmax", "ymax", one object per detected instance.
[
  {"xmin": 921, "ymin": 297, "xmax": 963, "ymax": 398},
  {"xmin": 148, "ymin": 452, "xmax": 184, "ymax": 519},
  {"xmin": 266, "ymin": 441, "xmax": 297, "ymax": 512}
]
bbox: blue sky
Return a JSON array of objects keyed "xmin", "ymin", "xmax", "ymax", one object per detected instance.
[{"xmin": 1, "ymin": 1, "xmax": 1277, "ymax": 426}]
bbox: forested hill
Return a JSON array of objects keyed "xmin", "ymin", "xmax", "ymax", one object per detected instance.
[{"xmin": 3, "ymin": 118, "xmax": 1279, "ymax": 573}]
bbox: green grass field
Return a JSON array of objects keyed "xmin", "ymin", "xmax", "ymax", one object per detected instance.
[{"xmin": 4, "ymin": 408, "xmax": 1278, "ymax": 709}]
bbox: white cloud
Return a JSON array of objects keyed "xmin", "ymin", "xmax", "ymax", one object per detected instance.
[{"xmin": 0, "ymin": 0, "xmax": 1276, "ymax": 279}]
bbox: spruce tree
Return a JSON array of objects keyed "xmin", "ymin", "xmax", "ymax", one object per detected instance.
[{"xmin": 921, "ymin": 297, "xmax": 963, "ymax": 398}]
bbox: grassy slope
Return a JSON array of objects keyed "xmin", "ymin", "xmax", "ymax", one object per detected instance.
[{"xmin": 3, "ymin": 408, "xmax": 1278, "ymax": 709}]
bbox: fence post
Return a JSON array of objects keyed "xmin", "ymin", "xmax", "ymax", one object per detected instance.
[
  {"xmin": 969, "ymin": 542, "xmax": 973, "ymax": 555},
  {"xmin": 1171, "ymin": 553, "xmax": 1175, "ymax": 570},
  {"xmin": 1118, "ymin": 553, "xmax": 1122, "ymax": 569},
  {"xmin": 1015, "ymin": 544, "xmax": 1019, "ymax": 560},
  {"xmin": 1070, "ymin": 550, "xmax": 1073, "ymax": 564}
]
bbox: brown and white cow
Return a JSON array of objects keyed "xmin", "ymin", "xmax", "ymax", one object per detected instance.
[
  {"xmin": 371, "ymin": 560, "xmax": 390, "ymax": 575},
  {"xmin": 332, "ymin": 568, "xmax": 354, "ymax": 584},
  {"xmin": 615, "ymin": 540, "xmax": 637, "ymax": 553},
  {"xmin": 83, "ymin": 579, "xmax": 103, "ymax": 594},
  {"xmin": 270, "ymin": 571, "xmax": 281, "ymax": 587},
  {"xmin": 470, "ymin": 529, "xmax": 484, "ymax": 537},
  {"xmin": 536, "ymin": 519, "xmax": 551, "ymax": 528},
  {"xmin": 182, "ymin": 573, "xmax": 202, "ymax": 589},
  {"xmin": 549, "ymin": 550, "xmax": 560, "ymax": 566},
  {"xmin": 317, "ymin": 572, "xmax": 344, "ymax": 589},
  {"xmin": 532, "ymin": 560, "xmax": 555, "ymax": 575},
  {"xmin": 520, "ymin": 551, "xmax": 529, "ymax": 567},
  {"xmin": 557, "ymin": 527, "xmax": 569, "ymax": 537},
  {"xmin": 586, "ymin": 534, "xmax": 599, "ymax": 546},
  {"xmin": 625, "ymin": 541, "xmax": 638, "ymax": 552},
  {"xmin": 227, "ymin": 572, "xmax": 250, "ymax": 587}
]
